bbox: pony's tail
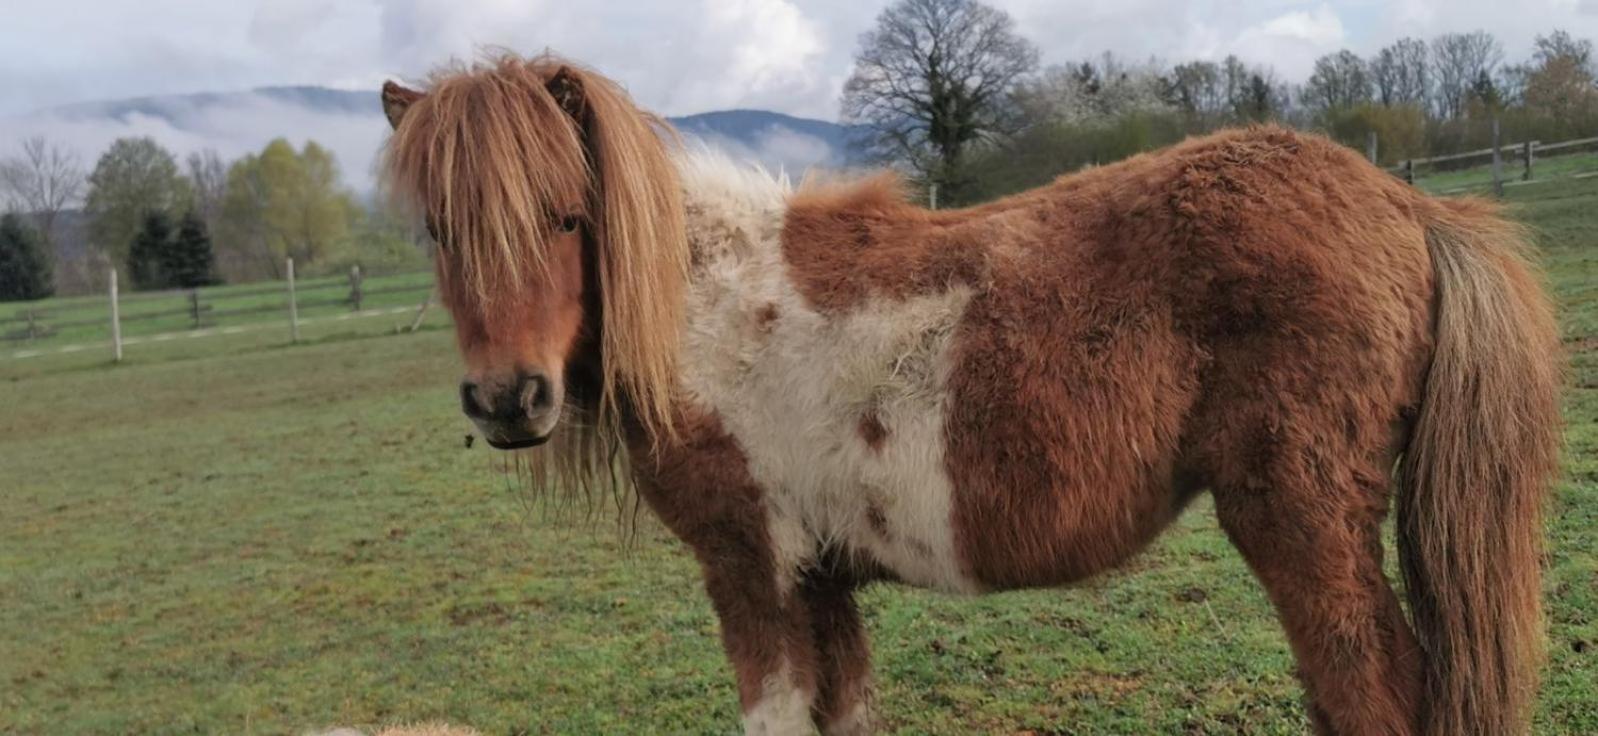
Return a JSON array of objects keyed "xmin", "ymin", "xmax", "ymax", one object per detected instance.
[{"xmin": 1399, "ymin": 198, "xmax": 1562, "ymax": 736}]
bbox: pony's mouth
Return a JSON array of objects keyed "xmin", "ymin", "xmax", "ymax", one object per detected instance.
[{"xmin": 484, "ymin": 434, "xmax": 550, "ymax": 450}]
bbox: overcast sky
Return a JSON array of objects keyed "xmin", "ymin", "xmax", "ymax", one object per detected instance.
[{"xmin": 3, "ymin": 0, "xmax": 1597, "ymax": 120}]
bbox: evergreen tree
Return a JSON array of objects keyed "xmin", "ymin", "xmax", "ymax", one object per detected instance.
[
  {"xmin": 128, "ymin": 211, "xmax": 174, "ymax": 290},
  {"xmin": 0, "ymin": 213, "xmax": 54, "ymax": 301},
  {"xmin": 166, "ymin": 211, "xmax": 218, "ymax": 288}
]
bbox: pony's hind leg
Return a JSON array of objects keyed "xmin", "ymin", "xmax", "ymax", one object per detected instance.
[
  {"xmin": 800, "ymin": 567, "xmax": 874, "ymax": 735},
  {"xmin": 1210, "ymin": 451, "xmax": 1423, "ymax": 736}
]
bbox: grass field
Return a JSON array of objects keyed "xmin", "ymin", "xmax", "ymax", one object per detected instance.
[{"xmin": 2, "ymin": 176, "xmax": 1594, "ymax": 734}]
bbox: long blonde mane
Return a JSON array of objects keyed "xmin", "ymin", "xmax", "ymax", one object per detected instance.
[{"xmin": 383, "ymin": 53, "xmax": 688, "ymax": 498}]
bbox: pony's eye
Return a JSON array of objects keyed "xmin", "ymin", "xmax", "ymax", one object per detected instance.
[{"xmin": 556, "ymin": 215, "xmax": 581, "ymax": 234}]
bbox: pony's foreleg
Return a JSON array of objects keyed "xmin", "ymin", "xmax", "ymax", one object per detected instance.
[
  {"xmin": 695, "ymin": 526, "xmax": 821, "ymax": 736},
  {"xmin": 800, "ymin": 570, "xmax": 874, "ymax": 735}
]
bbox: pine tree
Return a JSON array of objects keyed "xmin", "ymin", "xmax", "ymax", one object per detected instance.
[
  {"xmin": 166, "ymin": 211, "xmax": 218, "ymax": 288},
  {"xmin": 128, "ymin": 211, "xmax": 173, "ymax": 290},
  {"xmin": 0, "ymin": 213, "xmax": 54, "ymax": 301}
]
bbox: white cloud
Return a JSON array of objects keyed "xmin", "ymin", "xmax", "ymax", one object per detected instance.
[
  {"xmin": 0, "ymin": 97, "xmax": 388, "ymax": 195},
  {"xmin": 1233, "ymin": 4, "xmax": 1347, "ymax": 80}
]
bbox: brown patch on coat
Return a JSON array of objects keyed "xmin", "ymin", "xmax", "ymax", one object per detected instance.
[
  {"xmin": 863, "ymin": 503, "xmax": 890, "ymax": 539},
  {"xmin": 780, "ymin": 175, "xmax": 995, "ymax": 314},
  {"xmin": 856, "ymin": 410, "xmax": 888, "ymax": 452},
  {"xmin": 755, "ymin": 302, "xmax": 780, "ymax": 331}
]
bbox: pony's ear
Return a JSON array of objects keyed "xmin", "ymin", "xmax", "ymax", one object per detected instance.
[
  {"xmin": 381, "ymin": 81, "xmax": 423, "ymax": 130},
  {"xmin": 545, "ymin": 66, "xmax": 587, "ymax": 121}
]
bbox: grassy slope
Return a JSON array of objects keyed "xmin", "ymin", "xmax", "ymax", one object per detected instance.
[{"xmin": 1, "ymin": 177, "xmax": 1593, "ymax": 735}]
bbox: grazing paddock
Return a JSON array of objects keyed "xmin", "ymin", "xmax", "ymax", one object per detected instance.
[{"xmin": 1, "ymin": 174, "xmax": 1593, "ymax": 735}]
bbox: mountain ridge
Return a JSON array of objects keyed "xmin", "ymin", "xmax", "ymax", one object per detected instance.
[{"xmin": 28, "ymin": 85, "xmax": 863, "ymax": 172}]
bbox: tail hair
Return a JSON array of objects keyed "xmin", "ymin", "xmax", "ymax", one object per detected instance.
[{"xmin": 1398, "ymin": 198, "xmax": 1563, "ymax": 736}]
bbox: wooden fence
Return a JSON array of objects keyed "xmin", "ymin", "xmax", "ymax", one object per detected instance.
[
  {"xmin": 1386, "ymin": 127, "xmax": 1598, "ymax": 195},
  {"xmin": 1, "ymin": 261, "xmax": 434, "ymax": 361}
]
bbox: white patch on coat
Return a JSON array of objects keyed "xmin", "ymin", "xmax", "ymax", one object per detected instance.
[
  {"xmin": 743, "ymin": 661, "xmax": 812, "ymax": 736},
  {"xmin": 673, "ymin": 151, "xmax": 979, "ymax": 594}
]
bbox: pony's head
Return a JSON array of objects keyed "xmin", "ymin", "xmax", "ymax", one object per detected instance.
[{"xmin": 382, "ymin": 54, "xmax": 686, "ymax": 453}]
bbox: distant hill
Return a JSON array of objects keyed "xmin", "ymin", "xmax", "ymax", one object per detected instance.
[{"xmin": 23, "ymin": 86, "xmax": 863, "ymax": 178}]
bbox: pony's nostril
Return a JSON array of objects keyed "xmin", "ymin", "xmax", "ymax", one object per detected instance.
[
  {"xmin": 459, "ymin": 381, "xmax": 487, "ymax": 418},
  {"xmin": 525, "ymin": 372, "xmax": 555, "ymax": 413}
]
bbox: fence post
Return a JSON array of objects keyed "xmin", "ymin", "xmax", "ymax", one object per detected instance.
[
  {"xmin": 25, "ymin": 310, "xmax": 38, "ymax": 340},
  {"xmin": 1366, "ymin": 131, "xmax": 1378, "ymax": 164},
  {"xmin": 408, "ymin": 292, "xmax": 433, "ymax": 333},
  {"xmin": 109, "ymin": 268, "xmax": 122, "ymax": 362},
  {"xmin": 1524, "ymin": 141, "xmax": 1535, "ymax": 181},
  {"xmin": 928, "ymin": 183, "xmax": 938, "ymax": 210},
  {"xmin": 1403, "ymin": 159, "xmax": 1414, "ymax": 185},
  {"xmin": 349, "ymin": 265, "xmax": 363, "ymax": 312},
  {"xmin": 189, "ymin": 289, "xmax": 201, "ymax": 329},
  {"xmin": 286, "ymin": 257, "xmax": 300, "ymax": 344},
  {"xmin": 1491, "ymin": 118, "xmax": 1504, "ymax": 197}
]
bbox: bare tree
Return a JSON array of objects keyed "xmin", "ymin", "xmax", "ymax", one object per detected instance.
[
  {"xmin": 1371, "ymin": 38, "xmax": 1430, "ymax": 107},
  {"xmin": 186, "ymin": 149, "xmax": 228, "ymax": 228},
  {"xmin": 1303, "ymin": 50, "xmax": 1372, "ymax": 113},
  {"xmin": 0, "ymin": 137, "xmax": 84, "ymax": 251},
  {"xmin": 1533, "ymin": 29, "xmax": 1594, "ymax": 71},
  {"xmin": 1432, "ymin": 31, "xmax": 1503, "ymax": 119},
  {"xmin": 1165, "ymin": 60, "xmax": 1225, "ymax": 120},
  {"xmin": 842, "ymin": 0, "xmax": 1039, "ymax": 196}
]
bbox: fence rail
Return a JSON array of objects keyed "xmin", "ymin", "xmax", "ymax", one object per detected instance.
[
  {"xmin": 1386, "ymin": 129, "xmax": 1598, "ymax": 194},
  {"xmin": 2, "ymin": 262, "xmax": 435, "ymax": 361}
]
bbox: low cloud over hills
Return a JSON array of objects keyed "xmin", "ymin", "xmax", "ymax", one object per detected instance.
[{"xmin": 1, "ymin": 86, "xmax": 863, "ymax": 192}]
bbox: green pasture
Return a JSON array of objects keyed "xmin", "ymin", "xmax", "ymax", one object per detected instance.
[{"xmin": 1, "ymin": 176, "xmax": 1593, "ymax": 734}]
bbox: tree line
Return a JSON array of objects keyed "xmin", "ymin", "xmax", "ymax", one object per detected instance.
[
  {"xmin": 0, "ymin": 136, "xmax": 427, "ymax": 302},
  {"xmin": 843, "ymin": 0, "xmax": 1598, "ymax": 205}
]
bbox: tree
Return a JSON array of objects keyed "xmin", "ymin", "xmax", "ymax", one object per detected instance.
[
  {"xmin": 1164, "ymin": 61, "xmax": 1225, "ymax": 120},
  {"xmin": 1015, "ymin": 53, "xmax": 1172, "ymax": 126},
  {"xmin": 0, "ymin": 213, "xmax": 53, "ymax": 301},
  {"xmin": 128, "ymin": 211, "xmax": 174, "ymax": 290},
  {"xmin": 1432, "ymin": 31, "xmax": 1503, "ymax": 119},
  {"xmin": 1533, "ymin": 29, "xmax": 1593, "ymax": 71},
  {"xmin": 1236, "ymin": 72, "xmax": 1289, "ymax": 122},
  {"xmin": 841, "ymin": 0, "xmax": 1039, "ymax": 198},
  {"xmin": 1522, "ymin": 32, "xmax": 1598, "ymax": 132},
  {"xmin": 0, "ymin": 137, "xmax": 83, "ymax": 253},
  {"xmin": 186, "ymin": 149, "xmax": 228, "ymax": 234},
  {"xmin": 218, "ymin": 139, "xmax": 354, "ymax": 280},
  {"xmin": 166, "ymin": 211, "xmax": 218, "ymax": 288},
  {"xmin": 1304, "ymin": 50, "xmax": 1373, "ymax": 113},
  {"xmin": 1371, "ymin": 38, "xmax": 1430, "ymax": 107},
  {"xmin": 84, "ymin": 138, "xmax": 190, "ymax": 266}
]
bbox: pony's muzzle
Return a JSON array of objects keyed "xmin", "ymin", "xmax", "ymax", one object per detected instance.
[{"xmin": 460, "ymin": 370, "xmax": 561, "ymax": 449}]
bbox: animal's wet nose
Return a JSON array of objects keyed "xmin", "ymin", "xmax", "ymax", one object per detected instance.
[{"xmin": 460, "ymin": 371, "xmax": 557, "ymax": 423}]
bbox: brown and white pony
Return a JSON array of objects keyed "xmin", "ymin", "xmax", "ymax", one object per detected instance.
[{"xmin": 380, "ymin": 54, "xmax": 1562, "ymax": 736}]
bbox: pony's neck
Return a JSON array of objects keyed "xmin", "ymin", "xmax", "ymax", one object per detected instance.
[{"xmin": 672, "ymin": 151, "xmax": 792, "ymax": 270}]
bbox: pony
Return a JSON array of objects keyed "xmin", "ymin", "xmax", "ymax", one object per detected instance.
[{"xmin": 380, "ymin": 53, "xmax": 1562, "ymax": 736}]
